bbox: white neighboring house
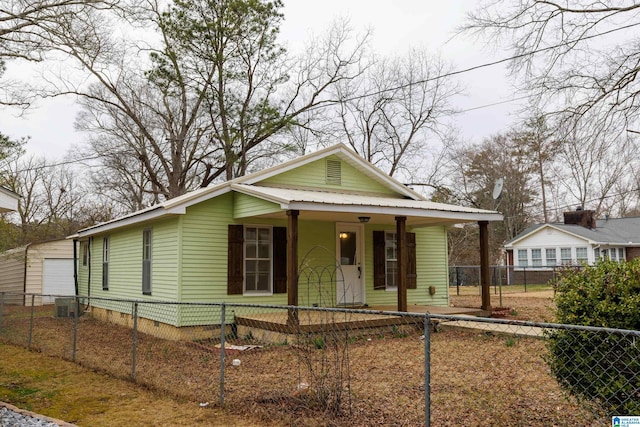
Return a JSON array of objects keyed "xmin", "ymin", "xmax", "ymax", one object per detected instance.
[
  {"xmin": 504, "ymin": 210, "xmax": 640, "ymax": 284},
  {"xmin": 0, "ymin": 239, "xmax": 75, "ymax": 306},
  {"xmin": 0, "ymin": 186, "xmax": 19, "ymax": 213}
]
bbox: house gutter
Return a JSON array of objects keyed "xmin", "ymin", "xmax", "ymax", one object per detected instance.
[
  {"xmin": 22, "ymin": 243, "xmax": 31, "ymax": 307},
  {"xmin": 72, "ymin": 239, "xmax": 78, "ymax": 297}
]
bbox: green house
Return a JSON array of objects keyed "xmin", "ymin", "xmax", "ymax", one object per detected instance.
[{"xmin": 72, "ymin": 144, "xmax": 501, "ymax": 331}]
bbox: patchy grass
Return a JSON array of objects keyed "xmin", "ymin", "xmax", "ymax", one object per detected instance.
[
  {"xmin": 0, "ymin": 342, "xmax": 272, "ymax": 426},
  {"xmin": 0, "ymin": 294, "xmax": 607, "ymax": 426}
]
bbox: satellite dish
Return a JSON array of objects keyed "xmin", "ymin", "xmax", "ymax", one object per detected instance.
[{"xmin": 492, "ymin": 178, "xmax": 504, "ymax": 200}]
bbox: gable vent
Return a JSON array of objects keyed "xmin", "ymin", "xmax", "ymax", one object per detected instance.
[{"xmin": 326, "ymin": 159, "xmax": 342, "ymax": 185}]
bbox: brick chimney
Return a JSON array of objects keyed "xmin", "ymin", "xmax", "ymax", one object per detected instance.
[{"xmin": 563, "ymin": 207, "xmax": 596, "ymax": 229}]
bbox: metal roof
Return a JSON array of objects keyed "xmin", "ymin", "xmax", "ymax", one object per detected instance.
[
  {"xmin": 231, "ymin": 184, "xmax": 501, "ymax": 222},
  {"xmin": 73, "ymin": 143, "xmax": 503, "ymax": 237}
]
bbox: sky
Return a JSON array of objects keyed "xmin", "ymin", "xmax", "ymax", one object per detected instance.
[{"xmin": 0, "ymin": 0, "xmax": 518, "ymax": 160}]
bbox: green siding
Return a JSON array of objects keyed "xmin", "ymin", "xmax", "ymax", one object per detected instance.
[
  {"xmin": 233, "ymin": 193, "xmax": 281, "ymax": 218},
  {"xmin": 180, "ymin": 193, "xmax": 241, "ymax": 303},
  {"xmin": 363, "ymin": 225, "xmax": 449, "ymax": 307},
  {"xmin": 259, "ymin": 155, "xmax": 400, "ymax": 196},
  {"xmin": 83, "ymin": 219, "xmax": 181, "ymax": 325},
  {"xmin": 414, "ymin": 226, "xmax": 449, "ymax": 307},
  {"xmin": 297, "ymin": 221, "xmax": 338, "ymax": 307}
]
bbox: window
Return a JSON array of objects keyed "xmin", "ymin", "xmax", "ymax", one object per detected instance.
[
  {"xmin": 594, "ymin": 248, "xmax": 600, "ymax": 263},
  {"xmin": 102, "ymin": 236, "xmax": 109, "ymax": 290},
  {"xmin": 545, "ymin": 248, "xmax": 556, "ymax": 267},
  {"xmin": 560, "ymin": 247, "xmax": 572, "ymax": 265},
  {"xmin": 576, "ymin": 247, "xmax": 588, "ymax": 263},
  {"xmin": 518, "ymin": 249, "xmax": 528, "ymax": 267},
  {"xmin": 81, "ymin": 241, "xmax": 88, "ymax": 267},
  {"xmin": 385, "ymin": 232, "xmax": 397, "ymax": 289},
  {"xmin": 619, "ymin": 247, "xmax": 625, "ymax": 261},
  {"xmin": 244, "ymin": 226, "xmax": 272, "ymax": 293},
  {"xmin": 373, "ymin": 230, "xmax": 416, "ymax": 290},
  {"xmin": 610, "ymin": 248, "xmax": 618, "ymax": 261},
  {"xmin": 142, "ymin": 229, "xmax": 152, "ymax": 295},
  {"xmin": 531, "ymin": 249, "xmax": 542, "ymax": 267}
]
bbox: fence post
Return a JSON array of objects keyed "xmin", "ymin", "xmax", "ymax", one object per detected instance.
[
  {"xmin": 28, "ymin": 294, "xmax": 35, "ymax": 350},
  {"xmin": 424, "ymin": 313, "xmax": 431, "ymax": 427},
  {"xmin": 132, "ymin": 302, "xmax": 138, "ymax": 380},
  {"xmin": 72, "ymin": 296, "xmax": 78, "ymax": 363},
  {"xmin": 456, "ymin": 267, "xmax": 460, "ymax": 296},
  {"xmin": 0, "ymin": 292, "xmax": 4, "ymax": 332},
  {"xmin": 523, "ymin": 266, "xmax": 527, "ymax": 292},
  {"xmin": 219, "ymin": 303, "xmax": 226, "ymax": 406}
]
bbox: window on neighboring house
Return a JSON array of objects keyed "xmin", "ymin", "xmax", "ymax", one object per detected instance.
[
  {"xmin": 560, "ymin": 247, "xmax": 572, "ymax": 265},
  {"xmin": 385, "ymin": 232, "xmax": 398, "ymax": 289},
  {"xmin": 102, "ymin": 236, "xmax": 109, "ymax": 290},
  {"xmin": 531, "ymin": 249, "xmax": 542, "ymax": 267},
  {"xmin": 594, "ymin": 248, "xmax": 600, "ymax": 262},
  {"xmin": 244, "ymin": 226, "xmax": 272, "ymax": 293},
  {"xmin": 601, "ymin": 249, "xmax": 609, "ymax": 260},
  {"xmin": 142, "ymin": 229, "xmax": 152, "ymax": 295},
  {"xmin": 81, "ymin": 241, "xmax": 88, "ymax": 267},
  {"xmin": 545, "ymin": 248, "xmax": 556, "ymax": 267},
  {"xmin": 576, "ymin": 247, "xmax": 588, "ymax": 264},
  {"xmin": 518, "ymin": 249, "xmax": 528, "ymax": 267},
  {"xmin": 610, "ymin": 248, "xmax": 618, "ymax": 261},
  {"xmin": 619, "ymin": 247, "xmax": 625, "ymax": 261}
]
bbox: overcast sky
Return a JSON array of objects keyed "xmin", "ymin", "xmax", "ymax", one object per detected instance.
[{"xmin": 0, "ymin": 0, "xmax": 518, "ymax": 160}]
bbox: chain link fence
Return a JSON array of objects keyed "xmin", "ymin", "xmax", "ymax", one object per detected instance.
[
  {"xmin": 0, "ymin": 291, "xmax": 636, "ymax": 425},
  {"xmin": 448, "ymin": 265, "xmax": 588, "ymax": 294}
]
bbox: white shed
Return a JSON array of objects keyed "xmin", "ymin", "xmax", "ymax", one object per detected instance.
[{"xmin": 0, "ymin": 239, "xmax": 75, "ymax": 306}]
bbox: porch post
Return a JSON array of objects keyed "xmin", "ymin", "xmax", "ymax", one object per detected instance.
[
  {"xmin": 479, "ymin": 220, "xmax": 491, "ymax": 311},
  {"xmin": 396, "ymin": 216, "xmax": 407, "ymax": 312},
  {"xmin": 287, "ymin": 210, "xmax": 299, "ymax": 326}
]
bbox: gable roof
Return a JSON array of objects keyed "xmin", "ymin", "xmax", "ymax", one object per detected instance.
[
  {"xmin": 505, "ymin": 217, "xmax": 640, "ymax": 247},
  {"xmin": 73, "ymin": 143, "xmax": 502, "ymax": 237}
]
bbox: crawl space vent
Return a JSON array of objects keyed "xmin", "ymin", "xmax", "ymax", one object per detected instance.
[{"xmin": 326, "ymin": 159, "xmax": 342, "ymax": 185}]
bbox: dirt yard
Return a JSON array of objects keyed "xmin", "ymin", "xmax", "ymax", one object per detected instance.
[{"xmin": 0, "ymin": 290, "xmax": 608, "ymax": 426}]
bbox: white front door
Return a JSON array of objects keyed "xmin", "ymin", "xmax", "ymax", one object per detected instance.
[{"xmin": 336, "ymin": 223, "xmax": 364, "ymax": 305}]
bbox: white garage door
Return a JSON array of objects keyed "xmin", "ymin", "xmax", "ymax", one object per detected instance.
[{"xmin": 43, "ymin": 258, "xmax": 75, "ymax": 304}]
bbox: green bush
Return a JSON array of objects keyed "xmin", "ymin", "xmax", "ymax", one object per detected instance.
[{"xmin": 546, "ymin": 260, "xmax": 640, "ymax": 415}]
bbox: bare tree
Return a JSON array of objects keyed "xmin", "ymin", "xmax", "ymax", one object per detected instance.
[
  {"xmin": 555, "ymin": 122, "xmax": 636, "ymax": 216},
  {"xmin": 333, "ymin": 48, "xmax": 460, "ymax": 179},
  {"xmin": 0, "ymin": 0, "xmax": 120, "ymax": 106},
  {"xmin": 464, "ymin": 1, "xmax": 640, "ymax": 137},
  {"xmin": 1, "ymin": 154, "xmax": 88, "ymax": 242},
  {"xmin": 28, "ymin": 1, "xmax": 370, "ymax": 207}
]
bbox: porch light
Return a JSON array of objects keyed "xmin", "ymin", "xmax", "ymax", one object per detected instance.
[
  {"xmin": 339, "ymin": 232, "xmax": 349, "ymax": 239},
  {"xmin": 358, "ymin": 216, "xmax": 370, "ymax": 223}
]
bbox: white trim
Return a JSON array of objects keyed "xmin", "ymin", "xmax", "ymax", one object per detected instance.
[
  {"xmin": 288, "ymin": 202, "xmax": 503, "ymax": 222},
  {"xmin": 505, "ymin": 224, "xmax": 595, "ymax": 247}
]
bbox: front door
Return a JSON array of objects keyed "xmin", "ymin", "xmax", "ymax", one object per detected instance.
[{"xmin": 336, "ymin": 223, "xmax": 364, "ymax": 305}]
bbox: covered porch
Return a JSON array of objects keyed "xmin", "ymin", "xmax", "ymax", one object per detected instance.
[{"xmin": 232, "ymin": 182, "xmax": 502, "ymax": 323}]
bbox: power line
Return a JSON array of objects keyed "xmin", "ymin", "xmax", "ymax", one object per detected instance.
[
  {"xmin": 314, "ymin": 21, "xmax": 640, "ymax": 107},
  {"xmin": 9, "ymin": 21, "xmax": 640, "ymax": 174}
]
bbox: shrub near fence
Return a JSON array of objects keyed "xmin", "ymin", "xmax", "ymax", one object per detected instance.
[{"xmin": 0, "ymin": 292, "xmax": 636, "ymax": 426}]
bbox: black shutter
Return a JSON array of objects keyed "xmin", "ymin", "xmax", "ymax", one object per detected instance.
[
  {"xmin": 227, "ymin": 225, "xmax": 244, "ymax": 295},
  {"xmin": 407, "ymin": 232, "xmax": 417, "ymax": 289},
  {"xmin": 373, "ymin": 230, "xmax": 386, "ymax": 290},
  {"xmin": 273, "ymin": 227, "xmax": 287, "ymax": 293}
]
